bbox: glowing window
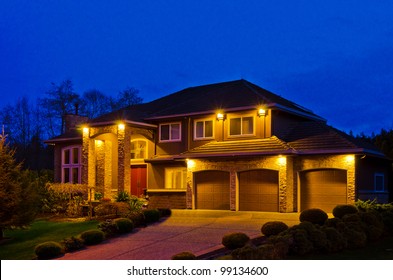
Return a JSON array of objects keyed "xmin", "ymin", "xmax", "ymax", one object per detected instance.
[
  {"xmin": 131, "ymin": 139, "xmax": 147, "ymax": 159},
  {"xmin": 165, "ymin": 167, "xmax": 187, "ymax": 189}
]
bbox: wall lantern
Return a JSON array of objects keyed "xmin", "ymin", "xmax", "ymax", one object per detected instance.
[
  {"xmin": 216, "ymin": 112, "xmax": 225, "ymax": 121},
  {"xmin": 82, "ymin": 126, "xmax": 89, "ymax": 134},
  {"xmin": 118, "ymin": 123, "xmax": 125, "ymax": 130},
  {"xmin": 258, "ymin": 108, "xmax": 267, "ymax": 117}
]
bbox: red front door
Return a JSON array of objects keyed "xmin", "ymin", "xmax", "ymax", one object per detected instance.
[{"xmin": 130, "ymin": 165, "xmax": 147, "ymax": 197}]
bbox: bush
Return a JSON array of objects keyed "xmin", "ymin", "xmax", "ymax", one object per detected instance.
[
  {"xmin": 321, "ymin": 226, "xmax": 347, "ymax": 253},
  {"xmin": 342, "ymin": 224, "xmax": 367, "ymax": 249},
  {"xmin": 114, "ymin": 218, "xmax": 134, "ymax": 234},
  {"xmin": 126, "ymin": 211, "xmax": 146, "ymax": 227},
  {"xmin": 222, "ymin": 232, "xmax": 250, "ymax": 250},
  {"xmin": 94, "ymin": 202, "xmax": 130, "ymax": 218},
  {"xmin": 171, "ymin": 251, "xmax": 197, "ymax": 260},
  {"xmin": 332, "ymin": 204, "xmax": 358, "ymax": 219},
  {"xmin": 62, "ymin": 236, "xmax": 85, "ymax": 252},
  {"xmin": 297, "ymin": 222, "xmax": 328, "ymax": 252},
  {"xmin": 115, "ymin": 191, "xmax": 131, "ymax": 202},
  {"xmin": 143, "ymin": 209, "xmax": 161, "ymax": 224},
  {"xmin": 80, "ymin": 229, "xmax": 105, "ymax": 245},
  {"xmin": 158, "ymin": 208, "xmax": 172, "ymax": 217},
  {"xmin": 299, "ymin": 208, "xmax": 328, "ymax": 225},
  {"xmin": 35, "ymin": 241, "xmax": 64, "ymax": 259},
  {"xmin": 261, "ymin": 221, "xmax": 288, "ymax": 237},
  {"xmin": 98, "ymin": 219, "xmax": 119, "ymax": 237}
]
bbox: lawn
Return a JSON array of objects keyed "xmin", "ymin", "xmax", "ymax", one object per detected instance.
[{"xmin": 0, "ymin": 219, "xmax": 99, "ymax": 260}]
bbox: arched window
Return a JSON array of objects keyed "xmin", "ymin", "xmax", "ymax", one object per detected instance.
[{"xmin": 131, "ymin": 139, "xmax": 147, "ymax": 160}]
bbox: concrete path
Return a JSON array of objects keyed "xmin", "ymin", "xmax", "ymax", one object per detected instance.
[{"xmin": 57, "ymin": 210, "xmax": 300, "ymax": 260}]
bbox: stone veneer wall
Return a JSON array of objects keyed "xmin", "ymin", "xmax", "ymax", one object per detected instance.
[
  {"xmin": 294, "ymin": 154, "xmax": 356, "ymax": 205},
  {"xmin": 82, "ymin": 124, "xmax": 131, "ymax": 199},
  {"xmin": 185, "ymin": 154, "xmax": 355, "ymax": 212},
  {"xmin": 186, "ymin": 156, "xmax": 293, "ymax": 212}
]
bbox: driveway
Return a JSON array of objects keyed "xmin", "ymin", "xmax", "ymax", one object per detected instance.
[{"xmin": 57, "ymin": 210, "xmax": 300, "ymax": 260}]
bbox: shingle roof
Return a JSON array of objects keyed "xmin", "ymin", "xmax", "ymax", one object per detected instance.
[
  {"xmin": 87, "ymin": 79, "xmax": 323, "ymax": 125},
  {"xmin": 44, "ymin": 130, "xmax": 82, "ymax": 144},
  {"xmin": 177, "ymin": 137, "xmax": 295, "ymax": 159}
]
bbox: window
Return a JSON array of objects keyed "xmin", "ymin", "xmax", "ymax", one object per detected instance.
[
  {"xmin": 165, "ymin": 167, "xmax": 187, "ymax": 189},
  {"xmin": 131, "ymin": 139, "xmax": 147, "ymax": 159},
  {"xmin": 159, "ymin": 123, "xmax": 181, "ymax": 142},
  {"xmin": 229, "ymin": 116, "xmax": 254, "ymax": 136},
  {"xmin": 62, "ymin": 145, "xmax": 82, "ymax": 184},
  {"xmin": 374, "ymin": 173, "xmax": 385, "ymax": 192},
  {"xmin": 194, "ymin": 119, "xmax": 213, "ymax": 140}
]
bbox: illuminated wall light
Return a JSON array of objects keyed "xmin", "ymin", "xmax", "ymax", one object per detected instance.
[
  {"xmin": 186, "ymin": 159, "xmax": 196, "ymax": 168},
  {"xmin": 216, "ymin": 112, "xmax": 225, "ymax": 121},
  {"xmin": 345, "ymin": 155, "xmax": 355, "ymax": 163},
  {"xmin": 118, "ymin": 123, "xmax": 125, "ymax": 130},
  {"xmin": 95, "ymin": 140, "xmax": 103, "ymax": 147},
  {"xmin": 83, "ymin": 127, "xmax": 89, "ymax": 134},
  {"xmin": 278, "ymin": 155, "xmax": 287, "ymax": 165},
  {"xmin": 258, "ymin": 108, "xmax": 267, "ymax": 117}
]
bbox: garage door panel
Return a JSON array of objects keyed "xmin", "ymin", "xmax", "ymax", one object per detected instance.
[
  {"xmin": 239, "ymin": 169, "xmax": 279, "ymax": 212},
  {"xmin": 195, "ymin": 171, "xmax": 230, "ymax": 210},
  {"xmin": 300, "ymin": 169, "xmax": 347, "ymax": 212}
]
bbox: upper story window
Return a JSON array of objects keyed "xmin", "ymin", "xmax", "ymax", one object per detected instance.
[
  {"xmin": 159, "ymin": 122, "xmax": 181, "ymax": 142},
  {"xmin": 131, "ymin": 139, "xmax": 147, "ymax": 160},
  {"xmin": 229, "ymin": 116, "xmax": 254, "ymax": 136},
  {"xmin": 194, "ymin": 119, "xmax": 214, "ymax": 140},
  {"xmin": 62, "ymin": 145, "xmax": 82, "ymax": 184},
  {"xmin": 374, "ymin": 173, "xmax": 385, "ymax": 192}
]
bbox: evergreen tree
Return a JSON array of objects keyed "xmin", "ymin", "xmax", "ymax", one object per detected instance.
[{"xmin": 0, "ymin": 136, "xmax": 38, "ymax": 239}]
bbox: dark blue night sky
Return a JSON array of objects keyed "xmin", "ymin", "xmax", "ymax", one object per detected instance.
[{"xmin": 1, "ymin": 0, "xmax": 393, "ymax": 135}]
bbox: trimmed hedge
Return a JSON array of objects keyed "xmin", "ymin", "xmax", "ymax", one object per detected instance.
[
  {"xmin": 299, "ymin": 208, "xmax": 328, "ymax": 225},
  {"xmin": 222, "ymin": 232, "xmax": 250, "ymax": 250},
  {"xmin": 332, "ymin": 204, "xmax": 358, "ymax": 219},
  {"xmin": 80, "ymin": 229, "xmax": 105, "ymax": 245},
  {"xmin": 35, "ymin": 241, "xmax": 64, "ymax": 260},
  {"xmin": 261, "ymin": 221, "xmax": 288, "ymax": 237},
  {"xmin": 171, "ymin": 251, "xmax": 197, "ymax": 260}
]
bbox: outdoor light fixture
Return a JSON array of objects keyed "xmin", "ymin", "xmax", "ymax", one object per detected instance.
[
  {"xmin": 118, "ymin": 123, "xmax": 125, "ymax": 130},
  {"xmin": 82, "ymin": 127, "xmax": 89, "ymax": 134},
  {"xmin": 258, "ymin": 108, "xmax": 267, "ymax": 117},
  {"xmin": 216, "ymin": 112, "xmax": 225, "ymax": 120}
]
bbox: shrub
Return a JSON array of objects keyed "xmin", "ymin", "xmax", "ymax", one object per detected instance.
[
  {"xmin": 143, "ymin": 209, "xmax": 161, "ymax": 224},
  {"xmin": 381, "ymin": 211, "xmax": 393, "ymax": 233},
  {"xmin": 171, "ymin": 251, "xmax": 197, "ymax": 260},
  {"xmin": 114, "ymin": 218, "xmax": 134, "ymax": 234},
  {"xmin": 115, "ymin": 191, "xmax": 131, "ymax": 202},
  {"xmin": 288, "ymin": 228, "xmax": 314, "ymax": 255},
  {"xmin": 324, "ymin": 217, "xmax": 346, "ymax": 230},
  {"xmin": 222, "ymin": 232, "xmax": 250, "ymax": 250},
  {"xmin": 332, "ymin": 204, "xmax": 358, "ymax": 219},
  {"xmin": 94, "ymin": 202, "xmax": 130, "ymax": 217},
  {"xmin": 231, "ymin": 245, "xmax": 258, "ymax": 260},
  {"xmin": 35, "ymin": 241, "xmax": 64, "ymax": 259},
  {"xmin": 299, "ymin": 208, "xmax": 328, "ymax": 225},
  {"xmin": 62, "ymin": 236, "xmax": 85, "ymax": 252},
  {"xmin": 98, "ymin": 219, "xmax": 119, "ymax": 237},
  {"xmin": 126, "ymin": 211, "xmax": 146, "ymax": 227},
  {"xmin": 80, "ymin": 229, "xmax": 105, "ymax": 245},
  {"xmin": 158, "ymin": 208, "xmax": 172, "ymax": 217},
  {"xmin": 261, "ymin": 221, "xmax": 288, "ymax": 237},
  {"xmin": 321, "ymin": 226, "xmax": 347, "ymax": 253},
  {"xmin": 342, "ymin": 224, "xmax": 367, "ymax": 249},
  {"xmin": 297, "ymin": 222, "xmax": 328, "ymax": 252}
]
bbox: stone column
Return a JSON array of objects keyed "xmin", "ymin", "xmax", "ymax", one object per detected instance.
[{"xmin": 117, "ymin": 124, "xmax": 131, "ymax": 192}]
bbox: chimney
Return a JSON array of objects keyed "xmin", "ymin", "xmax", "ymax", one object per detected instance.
[{"xmin": 63, "ymin": 114, "xmax": 89, "ymax": 133}]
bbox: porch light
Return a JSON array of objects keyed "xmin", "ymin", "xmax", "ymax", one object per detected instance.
[
  {"xmin": 216, "ymin": 112, "xmax": 225, "ymax": 120},
  {"xmin": 118, "ymin": 123, "xmax": 125, "ymax": 130},
  {"xmin": 186, "ymin": 159, "xmax": 196, "ymax": 168},
  {"xmin": 345, "ymin": 155, "xmax": 355, "ymax": 163},
  {"xmin": 82, "ymin": 127, "xmax": 89, "ymax": 134},
  {"xmin": 258, "ymin": 108, "xmax": 267, "ymax": 117},
  {"xmin": 278, "ymin": 155, "xmax": 287, "ymax": 165}
]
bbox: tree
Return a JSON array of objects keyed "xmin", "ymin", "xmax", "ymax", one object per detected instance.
[
  {"xmin": 111, "ymin": 87, "xmax": 143, "ymax": 110},
  {"xmin": 79, "ymin": 89, "xmax": 111, "ymax": 119},
  {"xmin": 0, "ymin": 136, "xmax": 38, "ymax": 239},
  {"xmin": 39, "ymin": 79, "xmax": 80, "ymax": 137}
]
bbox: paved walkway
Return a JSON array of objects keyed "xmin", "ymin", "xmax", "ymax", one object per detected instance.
[{"xmin": 57, "ymin": 210, "xmax": 300, "ymax": 260}]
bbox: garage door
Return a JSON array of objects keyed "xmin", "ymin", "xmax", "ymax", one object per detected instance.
[
  {"xmin": 195, "ymin": 171, "xmax": 230, "ymax": 210},
  {"xmin": 239, "ymin": 169, "xmax": 279, "ymax": 212},
  {"xmin": 300, "ymin": 169, "xmax": 347, "ymax": 213}
]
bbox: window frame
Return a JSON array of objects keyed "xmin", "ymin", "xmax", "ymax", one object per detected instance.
[
  {"xmin": 374, "ymin": 173, "xmax": 385, "ymax": 192},
  {"xmin": 130, "ymin": 139, "xmax": 148, "ymax": 160},
  {"xmin": 61, "ymin": 145, "xmax": 82, "ymax": 184},
  {"xmin": 194, "ymin": 118, "xmax": 214, "ymax": 140},
  {"xmin": 228, "ymin": 115, "xmax": 255, "ymax": 137},
  {"xmin": 159, "ymin": 122, "xmax": 182, "ymax": 143},
  {"xmin": 164, "ymin": 167, "xmax": 187, "ymax": 189}
]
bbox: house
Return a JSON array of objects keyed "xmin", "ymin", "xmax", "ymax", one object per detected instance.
[{"xmin": 45, "ymin": 79, "xmax": 391, "ymax": 213}]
